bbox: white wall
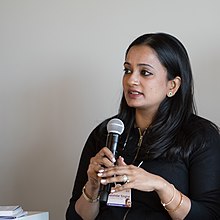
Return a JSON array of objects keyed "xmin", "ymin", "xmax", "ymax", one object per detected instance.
[{"xmin": 0, "ymin": 1, "xmax": 219, "ymax": 220}]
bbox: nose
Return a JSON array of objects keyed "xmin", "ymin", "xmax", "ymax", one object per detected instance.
[{"xmin": 127, "ymin": 73, "xmax": 140, "ymax": 86}]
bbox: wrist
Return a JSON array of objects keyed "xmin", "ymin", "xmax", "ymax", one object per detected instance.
[
  {"xmin": 154, "ymin": 176, "xmax": 168, "ymax": 193},
  {"xmin": 82, "ymin": 185, "xmax": 100, "ymax": 203},
  {"xmin": 161, "ymin": 184, "xmax": 176, "ymax": 207},
  {"xmin": 83, "ymin": 182, "xmax": 100, "ymax": 200},
  {"xmin": 154, "ymin": 178, "xmax": 175, "ymax": 204}
]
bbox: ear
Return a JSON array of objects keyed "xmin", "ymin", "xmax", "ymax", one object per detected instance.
[{"xmin": 167, "ymin": 76, "xmax": 181, "ymax": 97}]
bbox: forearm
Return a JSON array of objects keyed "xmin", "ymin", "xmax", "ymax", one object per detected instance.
[
  {"xmin": 75, "ymin": 183, "xmax": 100, "ymax": 220},
  {"xmin": 156, "ymin": 178, "xmax": 191, "ymax": 220}
]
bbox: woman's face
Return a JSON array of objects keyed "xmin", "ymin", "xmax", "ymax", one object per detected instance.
[{"xmin": 123, "ymin": 45, "xmax": 171, "ymax": 115}]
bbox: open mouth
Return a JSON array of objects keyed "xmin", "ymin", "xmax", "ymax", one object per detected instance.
[{"xmin": 129, "ymin": 90, "xmax": 143, "ymax": 95}]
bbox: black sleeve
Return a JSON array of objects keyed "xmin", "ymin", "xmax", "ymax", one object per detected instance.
[
  {"xmin": 185, "ymin": 129, "xmax": 220, "ymax": 219},
  {"xmin": 66, "ymin": 126, "xmax": 105, "ymax": 220}
]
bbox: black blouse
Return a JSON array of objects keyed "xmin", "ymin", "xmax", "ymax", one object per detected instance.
[{"xmin": 66, "ymin": 115, "xmax": 220, "ymax": 220}]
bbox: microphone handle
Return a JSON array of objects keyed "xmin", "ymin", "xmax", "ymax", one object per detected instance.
[{"xmin": 99, "ymin": 133, "xmax": 119, "ymax": 203}]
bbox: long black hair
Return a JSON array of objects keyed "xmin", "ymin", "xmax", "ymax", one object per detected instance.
[
  {"xmin": 117, "ymin": 33, "xmax": 218, "ymax": 160},
  {"xmin": 97, "ymin": 33, "xmax": 218, "ymax": 160}
]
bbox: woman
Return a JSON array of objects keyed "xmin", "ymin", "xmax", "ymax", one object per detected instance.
[{"xmin": 66, "ymin": 33, "xmax": 220, "ymax": 219}]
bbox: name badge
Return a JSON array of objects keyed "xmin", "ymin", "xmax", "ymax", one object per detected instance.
[{"xmin": 107, "ymin": 185, "xmax": 132, "ymax": 208}]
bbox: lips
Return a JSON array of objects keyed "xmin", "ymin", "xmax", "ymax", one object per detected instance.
[
  {"xmin": 127, "ymin": 90, "xmax": 144, "ymax": 100},
  {"xmin": 128, "ymin": 90, "xmax": 143, "ymax": 95}
]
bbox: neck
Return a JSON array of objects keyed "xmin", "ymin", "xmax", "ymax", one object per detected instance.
[{"xmin": 135, "ymin": 110, "xmax": 154, "ymax": 131}]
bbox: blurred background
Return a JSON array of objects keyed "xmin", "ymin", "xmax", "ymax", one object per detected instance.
[{"xmin": 0, "ymin": 1, "xmax": 219, "ymax": 219}]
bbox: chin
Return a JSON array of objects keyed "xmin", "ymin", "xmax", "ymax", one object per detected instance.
[{"xmin": 127, "ymin": 103, "xmax": 141, "ymax": 108}]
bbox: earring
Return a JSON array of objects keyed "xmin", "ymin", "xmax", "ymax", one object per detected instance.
[{"xmin": 168, "ymin": 91, "xmax": 173, "ymax": 97}]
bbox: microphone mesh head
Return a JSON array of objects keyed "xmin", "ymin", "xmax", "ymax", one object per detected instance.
[{"xmin": 107, "ymin": 118, "xmax": 124, "ymax": 135}]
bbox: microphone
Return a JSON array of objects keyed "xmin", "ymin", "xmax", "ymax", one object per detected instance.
[{"xmin": 99, "ymin": 118, "xmax": 124, "ymax": 203}]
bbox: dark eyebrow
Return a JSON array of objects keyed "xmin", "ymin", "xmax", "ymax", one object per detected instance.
[{"xmin": 124, "ymin": 62, "xmax": 154, "ymax": 69}]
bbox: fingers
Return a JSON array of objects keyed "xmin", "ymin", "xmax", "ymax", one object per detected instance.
[
  {"xmin": 89, "ymin": 147, "xmax": 116, "ymax": 172},
  {"xmin": 87, "ymin": 147, "xmax": 116, "ymax": 186},
  {"xmin": 97, "ymin": 165, "xmax": 135, "ymax": 185},
  {"xmin": 96, "ymin": 162, "xmax": 159, "ymax": 193},
  {"xmin": 117, "ymin": 156, "xmax": 126, "ymax": 166},
  {"xmin": 122, "ymin": 174, "xmax": 130, "ymax": 183},
  {"xmin": 95, "ymin": 147, "xmax": 116, "ymax": 164},
  {"xmin": 100, "ymin": 147, "xmax": 116, "ymax": 164},
  {"xmin": 97, "ymin": 172, "xmax": 128, "ymax": 184},
  {"xmin": 99, "ymin": 164, "xmax": 135, "ymax": 177}
]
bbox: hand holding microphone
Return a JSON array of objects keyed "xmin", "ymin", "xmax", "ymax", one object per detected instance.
[{"xmin": 99, "ymin": 118, "xmax": 124, "ymax": 203}]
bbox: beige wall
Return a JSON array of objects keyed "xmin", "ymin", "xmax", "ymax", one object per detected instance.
[{"xmin": 0, "ymin": 1, "xmax": 219, "ymax": 220}]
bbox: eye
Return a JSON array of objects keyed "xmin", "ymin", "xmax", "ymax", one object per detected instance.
[
  {"xmin": 123, "ymin": 68, "xmax": 132, "ymax": 74},
  {"xmin": 141, "ymin": 70, "xmax": 153, "ymax": 76}
]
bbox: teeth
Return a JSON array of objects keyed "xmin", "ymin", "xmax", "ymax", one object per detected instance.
[{"xmin": 130, "ymin": 91, "xmax": 140, "ymax": 94}]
